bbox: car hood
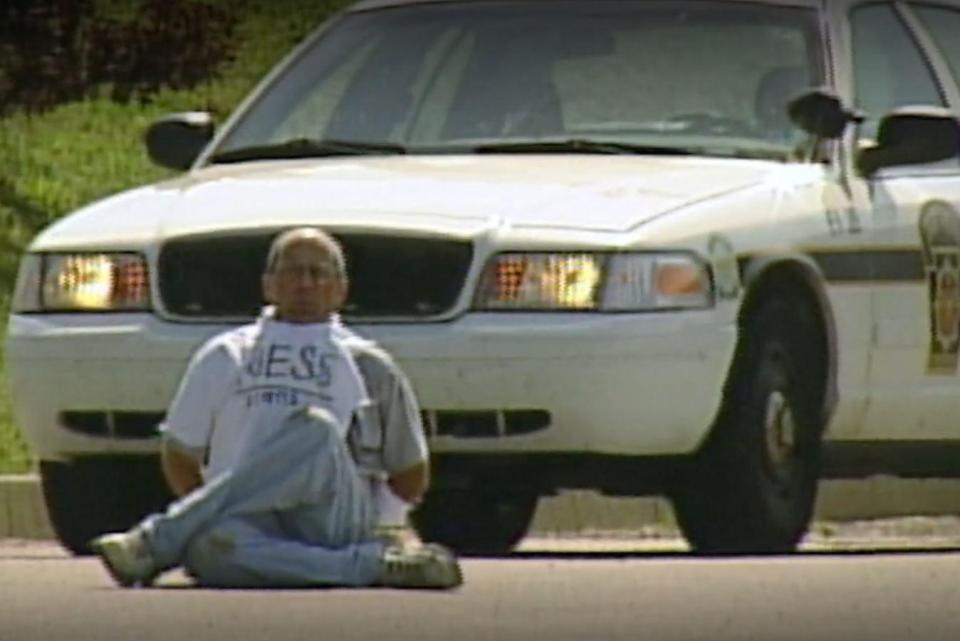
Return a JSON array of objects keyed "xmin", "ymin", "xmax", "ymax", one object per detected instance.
[{"xmin": 35, "ymin": 155, "xmax": 779, "ymax": 249}]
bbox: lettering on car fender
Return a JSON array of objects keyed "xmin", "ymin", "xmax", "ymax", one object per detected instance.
[
  {"xmin": 707, "ymin": 234, "xmax": 740, "ymax": 299},
  {"xmin": 822, "ymin": 182, "xmax": 861, "ymax": 236}
]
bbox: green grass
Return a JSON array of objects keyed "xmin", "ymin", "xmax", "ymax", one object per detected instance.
[
  {"xmin": 0, "ymin": 200, "xmax": 41, "ymax": 473},
  {"xmin": 0, "ymin": 0, "xmax": 353, "ymax": 472},
  {"xmin": 0, "ymin": 356, "xmax": 31, "ymax": 473}
]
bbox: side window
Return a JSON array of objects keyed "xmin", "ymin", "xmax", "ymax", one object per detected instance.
[
  {"xmin": 850, "ymin": 3, "xmax": 945, "ymax": 141},
  {"xmin": 912, "ymin": 4, "xmax": 960, "ymax": 88}
]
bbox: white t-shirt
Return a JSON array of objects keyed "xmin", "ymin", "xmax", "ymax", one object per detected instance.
[
  {"xmin": 162, "ymin": 311, "xmax": 368, "ymax": 481},
  {"xmin": 162, "ymin": 310, "xmax": 429, "ymax": 526}
]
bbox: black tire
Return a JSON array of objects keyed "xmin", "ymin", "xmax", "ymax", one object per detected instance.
[
  {"xmin": 411, "ymin": 490, "xmax": 538, "ymax": 556},
  {"xmin": 40, "ymin": 457, "xmax": 173, "ymax": 555},
  {"xmin": 670, "ymin": 298, "xmax": 825, "ymax": 554}
]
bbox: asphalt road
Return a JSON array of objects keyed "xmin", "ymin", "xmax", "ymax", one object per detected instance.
[{"xmin": 3, "ymin": 536, "xmax": 960, "ymax": 641}]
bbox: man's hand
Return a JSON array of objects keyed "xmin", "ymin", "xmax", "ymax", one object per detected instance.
[
  {"xmin": 378, "ymin": 462, "xmax": 429, "ymax": 549},
  {"xmin": 387, "ymin": 461, "xmax": 429, "ymax": 504},
  {"xmin": 161, "ymin": 440, "xmax": 204, "ymax": 497}
]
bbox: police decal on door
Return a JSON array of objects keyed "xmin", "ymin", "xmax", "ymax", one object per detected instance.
[{"xmin": 920, "ymin": 201, "xmax": 960, "ymax": 375}]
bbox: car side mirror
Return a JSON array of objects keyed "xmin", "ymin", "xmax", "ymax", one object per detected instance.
[
  {"xmin": 857, "ymin": 107, "xmax": 960, "ymax": 178},
  {"xmin": 788, "ymin": 89, "xmax": 862, "ymax": 139},
  {"xmin": 145, "ymin": 112, "xmax": 215, "ymax": 171}
]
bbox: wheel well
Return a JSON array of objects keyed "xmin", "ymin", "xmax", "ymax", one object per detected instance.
[{"xmin": 735, "ymin": 261, "xmax": 836, "ymax": 427}]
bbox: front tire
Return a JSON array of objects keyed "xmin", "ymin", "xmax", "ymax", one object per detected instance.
[
  {"xmin": 41, "ymin": 458, "xmax": 173, "ymax": 555},
  {"xmin": 412, "ymin": 490, "xmax": 538, "ymax": 556},
  {"xmin": 671, "ymin": 298, "xmax": 825, "ymax": 554}
]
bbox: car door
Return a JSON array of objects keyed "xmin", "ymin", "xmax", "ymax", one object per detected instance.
[{"xmin": 846, "ymin": 1, "xmax": 960, "ymax": 439}]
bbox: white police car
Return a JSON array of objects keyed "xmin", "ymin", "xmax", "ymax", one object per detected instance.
[{"xmin": 8, "ymin": 0, "xmax": 960, "ymax": 555}]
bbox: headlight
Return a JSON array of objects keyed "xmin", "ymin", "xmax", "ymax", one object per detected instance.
[
  {"xmin": 12, "ymin": 252, "xmax": 151, "ymax": 312},
  {"xmin": 474, "ymin": 251, "xmax": 713, "ymax": 311}
]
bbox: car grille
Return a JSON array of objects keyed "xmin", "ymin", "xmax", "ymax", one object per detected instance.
[
  {"xmin": 60, "ymin": 409, "xmax": 550, "ymax": 440},
  {"xmin": 60, "ymin": 411, "xmax": 165, "ymax": 439},
  {"xmin": 158, "ymin": 232, "xmax": 473, "ymax": 320},
  {"xmin": 425, "ymin": 410, "xmax": 551, "ymax": 438}
]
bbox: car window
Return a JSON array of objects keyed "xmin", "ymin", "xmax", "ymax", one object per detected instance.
[
  {"xmin": 269, "ymin": 39, "xmax": 381, "ymax": 144},
  {"xmin": 214, "ymin": 1, "xmax": 823, "ymax": 160},
  {"xmin": 551, "ymin": 18, "xmax": 813, "ymax": 141},
  {"xmin": 911, "ymin": 3, "xmax": 960, "ymax": 90},
  {"xmin": 850, "ymin": 3, "xmax": 946, "ymax": 142}
]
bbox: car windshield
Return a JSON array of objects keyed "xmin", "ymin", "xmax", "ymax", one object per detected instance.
[{"xmin": 209, "ymin": 0, "xmax": 823, "ymax": 163}]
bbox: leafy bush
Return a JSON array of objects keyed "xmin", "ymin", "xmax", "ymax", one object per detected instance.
[{"xmin": 0, "ymin": 0, "xmax": 237, "ymax": 114}]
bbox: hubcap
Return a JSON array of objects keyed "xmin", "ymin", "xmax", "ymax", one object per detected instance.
[{"xmin": 764, "ymin": 390, "xmax": 796, "ymax": 471}]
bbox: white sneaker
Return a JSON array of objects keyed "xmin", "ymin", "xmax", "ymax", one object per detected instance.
[
  {"xmin": 374, "ymin": 525, "xmax": 419, "ymax": 549},
  {"xmin": 90, "ymin": 529, "xmax": 158, "ymax": 587},
  {"xmin": 378, "ymin": 543, "xmax": 463, "ymax": 590}
]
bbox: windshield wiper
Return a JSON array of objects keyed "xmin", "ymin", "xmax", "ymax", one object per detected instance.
[
  {"xmin": 209, "ymin": 138, "xmax": 407, "ymax": 164},
  {"xmin": 472, "ymin": 138, "xmax": 696, "ymax": 156}
]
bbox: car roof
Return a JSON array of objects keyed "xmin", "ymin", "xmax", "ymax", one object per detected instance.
[{"xmin": 347, "ymin": 0, "xmax": 824, "ymax": 12}]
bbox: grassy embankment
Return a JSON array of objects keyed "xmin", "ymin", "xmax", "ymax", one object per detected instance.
[{"xmin": 0, "ymin": 0, "xmax": 352, "ymax": 472}]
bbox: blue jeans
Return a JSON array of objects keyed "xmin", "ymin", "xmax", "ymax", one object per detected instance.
[{"xmin": 141, "ymin": 408, "xmax": 383, "ymax": 587}]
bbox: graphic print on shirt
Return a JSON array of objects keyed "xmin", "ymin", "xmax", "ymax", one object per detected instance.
[
  {"xmin": 239, "ymin": 341, "xmax": 343, "ymax": 408},
  {"xmin": 920, "ymin": 201, "xmax": 960, "ymax": 375}
]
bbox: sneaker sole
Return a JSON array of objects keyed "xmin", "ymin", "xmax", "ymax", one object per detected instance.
[
  {"xmin": 90, "ymin": 537, "xmax": 152, "ymax": 588},
  {"xmin": 422, "ymin": 544, "xmax": 464, "ymax": 589},
  {"xmin": 380, "ymin": 543, "xmax": 464, "ymax": 590}
]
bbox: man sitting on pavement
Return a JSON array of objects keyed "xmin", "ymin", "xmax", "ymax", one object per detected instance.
[{"xmin": 92, "ymin": 227, "xmax": 462, "ymax": 589}]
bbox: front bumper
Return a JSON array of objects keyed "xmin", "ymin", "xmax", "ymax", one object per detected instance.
[{"xmin": 5, "ymin": 310, "xmax": 736, "ymax": 461}]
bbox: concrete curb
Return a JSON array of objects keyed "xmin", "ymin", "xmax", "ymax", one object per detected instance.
[
  {"xmin": 2, "ymin": 475, "xmax": 960, "ymax": 541},
  {"xmin": 0, "ymin": 475, "xmax": 54, "ymax": 540}
]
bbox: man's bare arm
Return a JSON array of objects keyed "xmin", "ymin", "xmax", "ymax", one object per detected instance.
[
  {"xmin": 387, "ymin": 461, "xmax": 429, "ymax": 504},
  {"xmin": 161, "ymin": 440, "xmax": 204, "ymax": 497}
]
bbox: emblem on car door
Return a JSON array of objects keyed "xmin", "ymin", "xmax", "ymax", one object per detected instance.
[{"xmin": 920, "ymin": 201, "xmax": 960, "ymax": 375}]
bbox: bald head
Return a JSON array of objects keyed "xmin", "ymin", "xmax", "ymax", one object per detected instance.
[
  {"xmin": 261, "ymin": 227, "xmax": 348, "ymax": 323},
  {"xmin": 264, "ymin": 227, "xmax": 346, "ymax": 280}
]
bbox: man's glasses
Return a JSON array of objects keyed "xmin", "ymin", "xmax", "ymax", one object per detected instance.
[{"xmin": 272, "ymin": 263, "xmax": 341, "ymax": 280}]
